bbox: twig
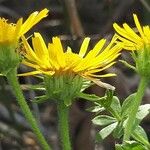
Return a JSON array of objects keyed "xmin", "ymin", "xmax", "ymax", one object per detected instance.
[{"xmin": 62, "ymin": 0, "xmax": 84, "ymax": 37}]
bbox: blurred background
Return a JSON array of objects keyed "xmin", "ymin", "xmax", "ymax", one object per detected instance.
[{"xmin": 0, "ymin": 0, "xmax": 150, "ymax": 149}]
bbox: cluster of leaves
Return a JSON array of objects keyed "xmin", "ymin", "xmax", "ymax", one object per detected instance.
[
  {"xmin": 21, "ymin": 78, "xmax": 150, "ymax": 149},
  {"xmin": 85, "ymin": 90, "xmax": 150, "ymax": 150}
]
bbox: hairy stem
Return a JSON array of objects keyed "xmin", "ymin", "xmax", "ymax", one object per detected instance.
[
  {"xmin": 123, "ymin": 77, "xmax": 148, "ymax": 142},
  {"xmin": 57, "ymin": 100, "xmax": 71, "ymax": 150},
  {"xmin": 6, "ymin": 68, "xmax": 51, "ymax": 150}
]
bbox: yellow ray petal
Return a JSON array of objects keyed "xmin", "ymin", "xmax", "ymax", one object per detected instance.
[
  {"xmin": 133, "ymin": 14, "xmax": 145, "ymax": 40},
  {"xmin": 143, "ymin": 26, "xmax": 150, "ymax": 42},
  {"xmin": 20, "ymin": 8, "xmax": 49, "ymax": 36},
  {"xmin": 91, "ymin": 39, "xmax": 106, "ymax": 57},
  {"xmin": 32, "ymin": 33, "xmax": 49, "ymax": 65},
  {"xmin": 52, "ymin": 37, "xmax": 66, "ymax": 68},
  {"xmin": 104, "ymin": 35, "xmax": 117, "ymax": 52},
  {"xmin": 89, "ymin": 73, "xmax": 116, "ymax": 78},
  {"xmin": 22, "ymin": 60, "xmax": 41, "ymax": 69},
  {"xmin": 122, "ymin": 23, "xmax": 142, "ymax": 42},
  {"xmin": 48, "ymin": 43, "xmax": 60, "ymax": 70},
  {"xmin": 79, "ymin": 37, "xmax": 90, "ymax": 58},
  {"xmin": 86, "ymin": 62, "xmax": 116, "ymax": 74},
  {"xmin": 113, "ymin": 23, "xmax": 139, "ymax": 43},
  {"xmin": 14, "ymin": 18, "xmax": 23, "ymax": 40},
  {"xmin": 18, "ymin": 71, "xmax": 42, "ymax": 76},
  {"xmin": 22, "ymin": 36, "xmax": 40, "ymax": 62}
]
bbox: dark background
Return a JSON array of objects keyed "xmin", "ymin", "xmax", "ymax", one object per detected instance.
[{"xmin": 0, "ymin": 0, "xmax": 150, "ymax": 149}]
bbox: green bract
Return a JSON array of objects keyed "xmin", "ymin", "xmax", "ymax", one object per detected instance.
[{"xmin": 44, "ymin": 74, "xmax": 85, "ymax": 106}]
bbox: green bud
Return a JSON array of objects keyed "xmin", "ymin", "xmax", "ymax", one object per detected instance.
[
  {"xmin": 132, "ymin": 45, "xmax": 150, "ymax": 79},
  {"xmin": 0, "ymin": 44, "xmax": 21, "ymax": 75}
]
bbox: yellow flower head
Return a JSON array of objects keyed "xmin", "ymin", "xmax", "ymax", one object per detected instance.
[
  {"xmin": 0, "ymin": 8, "xmax": 49, "ymax": 75},
  {"xmin": 22, "ymin": 33, "xmax": 121, "ymax": 88},
  {"xmin": 113, "ymin": 14, "xmax": 150, "ymax": 50},
  {"xmin": 0, "ymin": 8, "xmax": 49, "ymax": 45},
  {"xmin": 114, "ymin": 14, "xmax": 150, "ymax": 78}
]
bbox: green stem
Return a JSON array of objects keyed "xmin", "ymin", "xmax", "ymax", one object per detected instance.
[
  {"xmin": 132, "ymin": 132, "xmax": 150, "ymax": 149},
  {"xmin": 6, "ymin": 68, "xmax": 51, "ymax": 150},
  {"xmin": 123, "ymin": 77, "xmax": 148, "ymax": 143},
  {"xmin": 57, "ymin": 100, "xmax": 71, "ymax": 150}
]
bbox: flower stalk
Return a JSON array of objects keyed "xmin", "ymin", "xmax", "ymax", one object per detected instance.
[
  {"xmin": 57, "ymin": 100, "xmax": 72, "ymax": 150},
  {"xmin": 6, "ymin": 68, "xmax": 51, "ymax": 150},
  {"xmin": 123, "ymin": 77, "xmax": 148, "ymax": 143}
]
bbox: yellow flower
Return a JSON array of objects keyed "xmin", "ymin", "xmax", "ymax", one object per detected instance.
[
  {"xmin": 22, "ymin": 32, "xmax": 121, "ymax": 88},
  {"xmin": 113, "ymin": 14, "xmax": 150, "ymax": 50},
  {"xmin": 0, "ymin": 8, "xmax": 49, "ymax": 75},
  {"xmin": 113, "ymin": 14, "xmax": 150, "ymax": 78},
  {"xmin": 0, "ymin": 8, "xmax": 49, "ymax": 45}
]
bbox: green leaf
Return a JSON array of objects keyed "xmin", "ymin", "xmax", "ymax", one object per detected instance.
[
  {"xmin": 20, "ymin": 84, "xmax": 45, "ymax": 91},
  {"xmin": 86, "ymin": 105, "xmax": 105, "ymax": 113},
  {"xmin": 115, "ymin": 144, "xmax": 124, "ymax": 150},
  {"xmin": 121, "ymin": 93, "xmax": 136, "ymax": 118},
  {"xmin": 116, "ymin": 141, "xmax": 147, "ymax": 150},
  {"xmin": 34, "ymin": 75, "xmax": 44, "ymax": 80},
  {"xmin": 32, "ymin": 95, "xmax": 49, "ymax": 103},
  {"xmin": 136, "ymin": 104, "xmax": 150, "ymax": 121},
  {"xmin": 81, "ymin": 79, "xmax": 93, "ymax": 92},
  {"xmin": 110, "ymin": 96, "xmax": 121, "ymax": 114},
  {"xmin": 106, "ymin": 89, "xmax": 114, "ymax": 100},
  {"xmin": 100, "ymin": 90, "xmax": 114, "ymax": 108},
  {"xmin": 96, "ymin": 122, "xmax": 117, "ymax": 142},
  {"xmin": 132, "ymin": 126, "xmax": 150, "ymax": 148},
  {"xmin": 113, "ymin": 121, "xmax": 124, "ymax": 138},
  {"xmin": 125, "ymin": 141, "xmax": 147, "ymax": 150},
  {"xmin": 77, "ymin": 92, "xmax": 105, "ymax": 101},
  {"xmin": 94, "ymin": 90, "xmax": 114, "ymax": 109},
  {"xmin": 92, "ymin": 115, "xmax": 116, "ymax": 126},
  {"xmin": 119, "ymin": 59, "xmax": 136, "ymax": 71}
]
